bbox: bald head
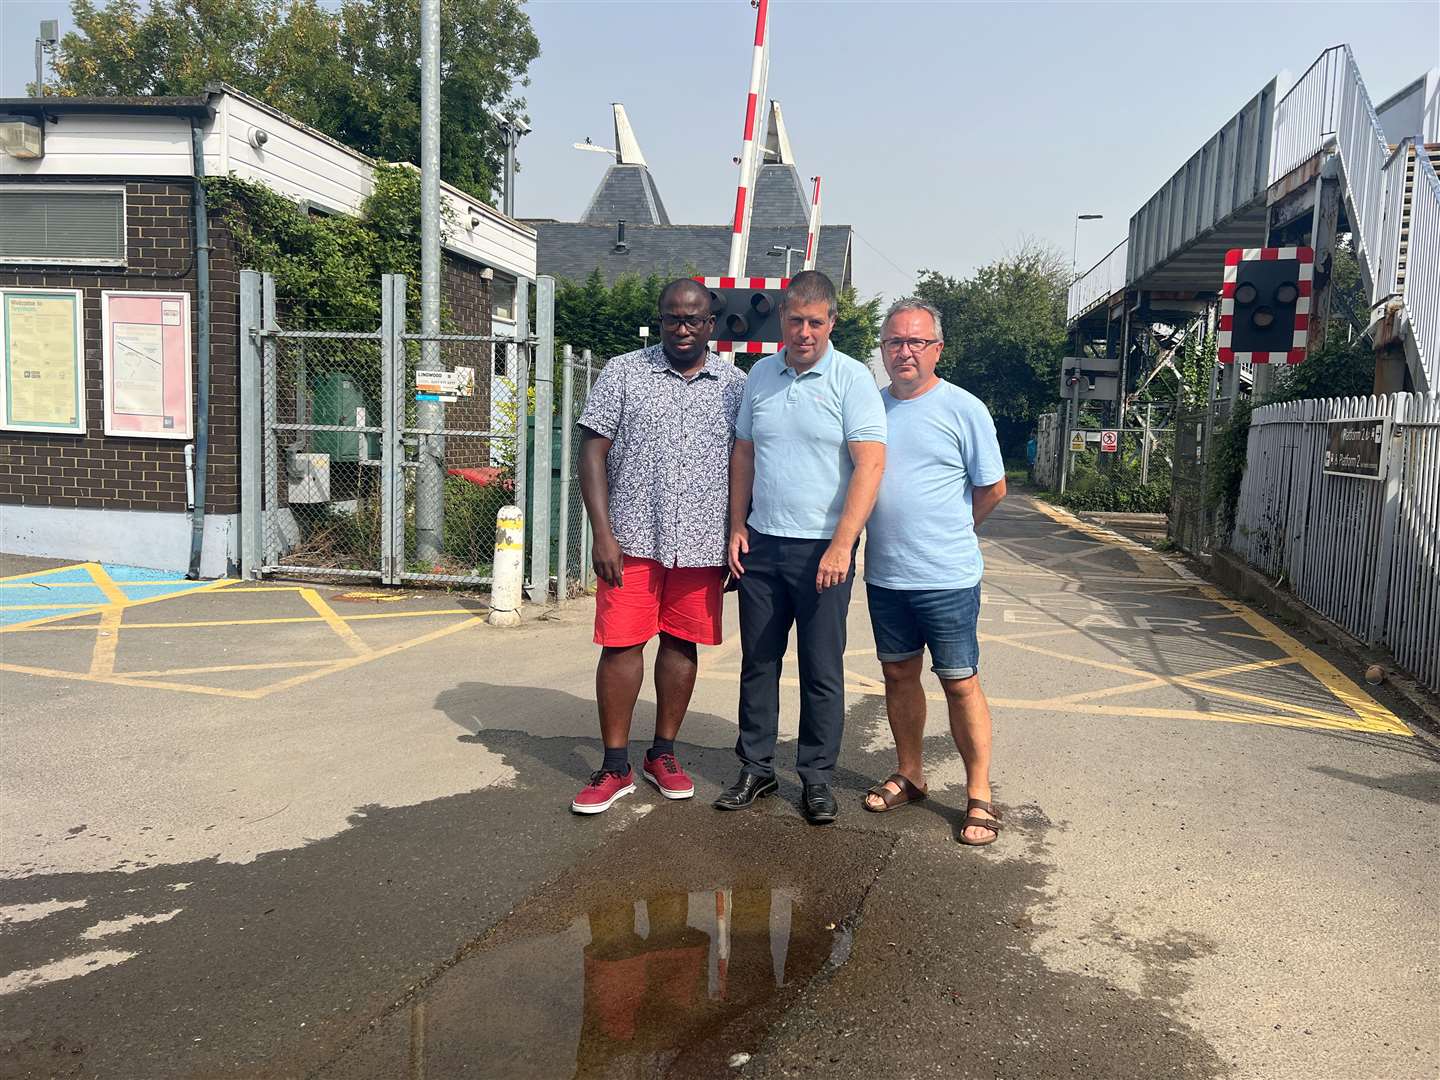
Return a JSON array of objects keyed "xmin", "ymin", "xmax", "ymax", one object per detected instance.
[{"xmin": 659, "ymin": 278, "xmax": 711, "ymax": 309}]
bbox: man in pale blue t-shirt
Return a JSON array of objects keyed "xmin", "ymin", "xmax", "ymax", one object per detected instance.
[{"xmin": 861, "ymin": 298, "xmax": 1008, "ymax": 846}]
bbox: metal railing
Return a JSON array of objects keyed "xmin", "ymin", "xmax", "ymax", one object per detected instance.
[
  {"xmin": 1376, "ymin": 140, "xmax": 1412, "ymax": 304},
  {"xmin": 1404, "ymin": 150, "xmax": 1440, "ymax": 389},
  {"xmin": 1067, "ymin": 239, "xmax": 1128, "ymax": 322},
  {"xmin": 1270, "ymin": 46, "xmax": 1392, "ymax": 301},
  {"xmin": 1231, "ymin": 392, "xmax": 1440, "ymax": 692}
]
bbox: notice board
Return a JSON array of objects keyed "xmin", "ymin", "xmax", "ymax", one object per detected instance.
[
  {"xmin": 102, "ymin": 291, "xmax": 193, "ymax": 439},
  {"xmin": 0, "ymin": 288, "xmax": 86, "ymax": 434}
]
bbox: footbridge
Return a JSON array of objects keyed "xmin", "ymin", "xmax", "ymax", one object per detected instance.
[{"xmin": 1068, "ymin": 45, "xmax": 1439, "ymax": 400}]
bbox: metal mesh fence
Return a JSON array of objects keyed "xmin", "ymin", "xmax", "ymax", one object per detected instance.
[
  {"xmin": 262, "ymin": 329, "xmax": 386, "ymax": 578},
  {"xmin": 556, "ymin": 347, "xmax": 597, "ymax": 601},
  {"xmin": 401, "ymin": 333, "xmax": 523, "ymax": 586}
]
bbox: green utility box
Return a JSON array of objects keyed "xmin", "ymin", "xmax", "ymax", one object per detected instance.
[{"xmin": 311, "ymin": 372, "xmax": 379, "ymax": 462}]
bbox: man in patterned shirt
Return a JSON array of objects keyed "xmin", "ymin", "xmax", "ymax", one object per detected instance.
[{"xmin": 571, "ymin": 278, "xmax": 747, "ymax": 814}]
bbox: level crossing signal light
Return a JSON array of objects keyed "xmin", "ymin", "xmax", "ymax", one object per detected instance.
[
  {"xmin": 1217, "ymin": 247, "xmax": 1313, "ymax": 364},
  {"xmin": 694, "ymin": 276, "xmax": 788, "ymax": 354}
]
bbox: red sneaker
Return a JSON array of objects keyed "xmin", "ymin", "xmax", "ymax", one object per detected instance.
[
  {"xmin": 571, "ymin": 768, "xmax": 635, "ymax": 814},
  {"xmin": 643, "ymin": 753, "xmax": 695, "ymax": 800}
]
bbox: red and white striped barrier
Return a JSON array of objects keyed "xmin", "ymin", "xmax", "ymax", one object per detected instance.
[
  {"xmin": 1218, "ymin": 246, "xmax": 1314, "ymax": 365},
  {"xmin": 726, "ymin": 0, "xmax": 770, "ymax": 279},
  {"xmin": 803, "ymin": 175, "xmax": 822, "ymax": 271},
  {"xmin": 695, "ymin": 276, "xmax": 790, "ymax": 290}
]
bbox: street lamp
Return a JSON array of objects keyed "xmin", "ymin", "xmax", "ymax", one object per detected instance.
[
  {"xmin": 1073, "ymin": 213, "xmax": 1103, "ymax": 277},
  {"xmin": 768, "ymin": 243, "xmax": 804, "ymax": 278}
]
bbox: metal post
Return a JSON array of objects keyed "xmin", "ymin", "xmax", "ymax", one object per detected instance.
[
  {"xmin": 580, "ymin": 348, "xmax": 594, "ymax": 592},
  {"xmin": 260, "ymin": 275, "xmax": 279, "ymax": 567},
  {"xmin": 1141, "ymin": 401, "xmax": 1154, "ymax": 486},
  {"xmin": 1367, "ymin": 396, "xmax": 1406, "ymax": 644},
  {"xmin": 503, "ymin": 126, "xmax": 516, "ymax": 218},
  {"xmin": 488, "ymin": 506, "xmax": 525, "ymax": 626},
  {"xmin": 527, "ymin": 276, "xmax": 555, "ymax": 603},
  {"xmin": 380, "ymin": 274, "xmax": 403, "ymax": 584},
  {"xmin": 1059, "ymin": 373, "xmax": 1079, "ymax": 495},
  {"xmin": 415, "ymin": 0, "xmax": 444, "ymax": 564},
  {"xmin": 557, "ymin": 345, "xmax": 574, "ymax": 605},
  {"xmin": 513, "ymin": 280, "xmax": 530, "ymax": 561},
  {"xmin": 239, "ymin": 272, "xmax": 264, "ymax": 579}
]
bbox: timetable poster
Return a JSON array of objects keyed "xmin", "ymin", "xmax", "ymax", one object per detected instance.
[
  {"xmin": 101, "ymin": 291, "xmax": 193, "ymax": 439},
  {"xmin": 0, "ymin": 289, "xmax": 86, "ymax": 434}
]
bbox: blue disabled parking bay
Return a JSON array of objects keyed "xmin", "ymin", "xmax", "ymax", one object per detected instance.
[{"xmin": 0, "ymin": 563, "xmax": 219, "ymax": 627}]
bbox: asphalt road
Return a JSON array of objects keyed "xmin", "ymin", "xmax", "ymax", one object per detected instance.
[{"xmin": 1, "ymin": 494, "xmax": 1436, "ymax": 1080}]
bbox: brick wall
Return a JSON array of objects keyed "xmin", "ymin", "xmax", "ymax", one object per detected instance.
[
  {"xmin": 0, "ymin": 179, "xmax": 240, "ymax": 516},
  {"xmin": 441, "ymin": 256, "xmax": 495, "ymax": 471}
]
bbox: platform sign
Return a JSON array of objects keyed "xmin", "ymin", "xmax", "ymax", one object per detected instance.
[
  {"xmin": 102, "ymin": 291, "xmax": 193, "ymax": 438},
  {"xmin": 1, "ymin": 288, "xmax": 85, "ymax": 434},
  {"xmin": 1069, "ymin": 430, "xmax": 1087, "ymax": 453},
  {"xmin": 1100, "ymin": 430, "xmax": 1119, "ymax": 453},
  {"xmin": 1322, "ymin": 416, "xmax": 1388, "ymax": 480}
]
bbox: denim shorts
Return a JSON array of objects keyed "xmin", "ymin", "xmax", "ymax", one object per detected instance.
[{"xmin": 866, "ymin": 582, "xmax": 981, "ymax": 679}]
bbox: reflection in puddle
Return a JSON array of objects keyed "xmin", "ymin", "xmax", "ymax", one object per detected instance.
[{"xmin": 403, "ymin": 887, "xmax": 825, "ymax": 1079}]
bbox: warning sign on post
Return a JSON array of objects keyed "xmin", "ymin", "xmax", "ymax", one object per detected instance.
[
  {"xmin": 1100, "ymin": 430, "xmax": 1119, "ymax": 453},
  {"xmin": 415, "ymin": 369, "xmax": 459, "ymax": 403},
  {"xmin": 1069, "ymin": 431, "xmax": 1087, "ymax": 453}
]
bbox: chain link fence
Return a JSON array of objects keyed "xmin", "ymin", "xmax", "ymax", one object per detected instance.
[
  {"xmin": 245, "ymin": 271, "xmax": 539, "ymax": 591},
  {"xmin": 556, "ymin": 346, "xmax": 600, "ymax": 601}
]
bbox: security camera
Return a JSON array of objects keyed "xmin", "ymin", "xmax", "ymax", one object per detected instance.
[
  {"xmin": 248, "ymin": 128, "xmax": 268, "ymax": 149},
  {"xmin": 469, "ymin": 210, "xmax": 482, "ymax": 229}
]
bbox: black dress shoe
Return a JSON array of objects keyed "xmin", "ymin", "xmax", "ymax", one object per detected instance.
[
  {"xmin": 713, "ymin": 771, "xmax": 778, "ymax": 810},
  {"xmin": 801, "ymin": 783, "xmax": 837, "ymax": 824}
]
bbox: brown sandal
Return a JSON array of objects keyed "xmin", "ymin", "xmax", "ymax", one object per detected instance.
[
  {"xmin": 864, "ymin": 773, "xmax": 928, "ymax": 812},
  {"xmin": 958, "ymin": 798, "xmax": 1002, "ymax": 846}
]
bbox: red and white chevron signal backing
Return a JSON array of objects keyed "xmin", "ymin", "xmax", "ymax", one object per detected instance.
[{"xmin": 1217, "ymin": 246, "xmax": 1314, "ymax": 365}]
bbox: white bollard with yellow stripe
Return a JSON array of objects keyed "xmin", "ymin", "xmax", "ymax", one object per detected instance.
[{"xmin": 487, "ymin": 505, "xmax": 525, "ymax": 627}]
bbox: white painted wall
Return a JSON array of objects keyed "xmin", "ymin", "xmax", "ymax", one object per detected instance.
[
  {"xmin": 3, "ymin": 506, "xmax": 238, "ymax": 578},
  {"xmin": 1, "ymin": 86, "xmax": 537, "ymax": 280}
]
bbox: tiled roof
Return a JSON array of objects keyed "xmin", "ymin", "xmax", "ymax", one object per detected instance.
[{"xmin": 580, "ymin": 164, "xmax": 670, "ymax": 225}]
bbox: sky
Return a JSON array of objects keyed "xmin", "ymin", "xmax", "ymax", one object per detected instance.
[{"xmin": 3, "ymin": 0, "xmax": 1436, "ymax": 301}]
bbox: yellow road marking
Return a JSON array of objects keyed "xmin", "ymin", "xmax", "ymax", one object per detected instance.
[
  {"xmin": 2, "ymin": 616, "xmax": 483, "ymax": 701},
  {"xmin": 4, "ymin": 608, "xmax": 481, "ymax": 632},
  {"xmin": 299, "ymin": 588, "xmax": 372, "ymax": 656},
  {"xmin": 0, "ymin": 577, "xmax": 236, "ymax": 633},
  {"xmin": 0, "ymin": 564, "xmax": 91, "ymax": 584},
  {"xmin": 1035, "ymin": 657, "xmax": 1300, "ymax": 707},
  {"xmin": 1024, "ymin": 498, "xmax": 1411, "ymax": 737},
  {"xmin": 88, "ymin": 608, "xmax": 123, "ymax": 676},
  {"xmin": 251, "ymin": 617, "xmax": 483, "ymax": 698},
  {"xmin": 81, "ymin": 563, "xmax": 129, "ymax": 607},
  {"xmin": 122, "ymin": 660, "xmax": 335, "ymax": 678},
  {"xmin": 0, "ymin": 603, "xmax": 106, "ymax": 610}
]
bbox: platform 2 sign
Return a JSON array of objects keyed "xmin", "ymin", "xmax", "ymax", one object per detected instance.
[{"xmin": 1322, "ymin": 416, "xmax": 1388, "ymax": 480}]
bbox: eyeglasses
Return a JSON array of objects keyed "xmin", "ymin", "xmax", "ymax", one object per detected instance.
[
  {"xmin": 660, "ymin": 314, "xmax": 714, "ymax": 331},
  {"xmin": 881, "ymin": 337, "xmax": 940, "ymax": 354}
]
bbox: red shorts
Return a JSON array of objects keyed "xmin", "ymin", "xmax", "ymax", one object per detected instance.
[{"xmin": 594, "ymin": 556, "xmax": 726, "ymax": 647}]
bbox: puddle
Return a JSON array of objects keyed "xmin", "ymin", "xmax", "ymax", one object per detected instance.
[
  {"xmin": 324, "ymin": 885, "xmax": 839, "ymax": 1079},
  {"xmin": 311, "ymin": 814, "xmax": 894, "ymax": 1080}
]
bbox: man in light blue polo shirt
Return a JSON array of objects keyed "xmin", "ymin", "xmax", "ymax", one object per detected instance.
[
  {"xmin": 716, "ymin": 270, "xmax": 887, "ymax": 824},
  {"xmin": 860, "ymin": 298, "xmax": 1008, "ymax": 846}
]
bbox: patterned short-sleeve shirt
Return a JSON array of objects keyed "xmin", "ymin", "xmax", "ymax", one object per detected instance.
[{"xmin": 578, "ymin": 345, "xmax": 747, "ymax": 568}]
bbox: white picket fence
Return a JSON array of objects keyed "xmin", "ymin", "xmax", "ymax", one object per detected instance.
[{"xmin": 1232, "ymin": 393, "xmax": 1440, "ymax": 692}]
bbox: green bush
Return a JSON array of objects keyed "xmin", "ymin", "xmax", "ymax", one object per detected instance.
[{"xmin": 1054, "ymin": 451, "xmax": 1171, "ymax": 513}]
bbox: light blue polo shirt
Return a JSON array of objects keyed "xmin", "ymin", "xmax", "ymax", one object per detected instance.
[
  {"xmin": 865, "ymin": 380, "xmax": 1005, "ymax": 590},
  {"xmin": 735, "ymin": 345, "xmax": 887, "ymax": 539}
]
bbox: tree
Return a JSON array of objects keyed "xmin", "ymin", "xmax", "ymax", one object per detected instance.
[
  {"xmin": 832, "ymin": 288, "xmax": 882, "ymax": 362},
  {"xmin": 554, "ymin": 270, "xmax": 666, "ymax": 364},
  {"xmin": 913, "ymin": 240, "xmax": 1069, "ymax": 427},
  {"xmin": 51, "ymin": 0, "xmax": 539, "ymax": 202}
]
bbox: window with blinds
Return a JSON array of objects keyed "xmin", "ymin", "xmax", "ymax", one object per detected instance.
[{"xmin": 0, "ymin": 187, "xmax": 126, "ymax": 264}]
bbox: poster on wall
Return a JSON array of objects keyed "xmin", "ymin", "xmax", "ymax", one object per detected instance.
[
  {"xmin": 0, "ymin": 288, "xmax": 86, "ymax": 435},
  {"xmin": 101, "ymin": 291, "xmax": 193, "ymax": 439}
]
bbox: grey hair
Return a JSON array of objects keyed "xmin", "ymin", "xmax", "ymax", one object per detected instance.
[{"xmin": 883, "ymin": 298, "xmax": 943, "ymax": 342}]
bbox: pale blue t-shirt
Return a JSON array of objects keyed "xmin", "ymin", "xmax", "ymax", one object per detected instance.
[
  {"xmin": 865, "ymin": 380, "xmax": 1005, "ymax": 590},
  {"xmin": 736, "ymin": 345, "xmax": 887, "ymax": 539}
]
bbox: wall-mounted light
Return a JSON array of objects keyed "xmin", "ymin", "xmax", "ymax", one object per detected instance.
[{"xmin": 0, "ymin": 116, "xmax": 44, "ymax": 159}]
